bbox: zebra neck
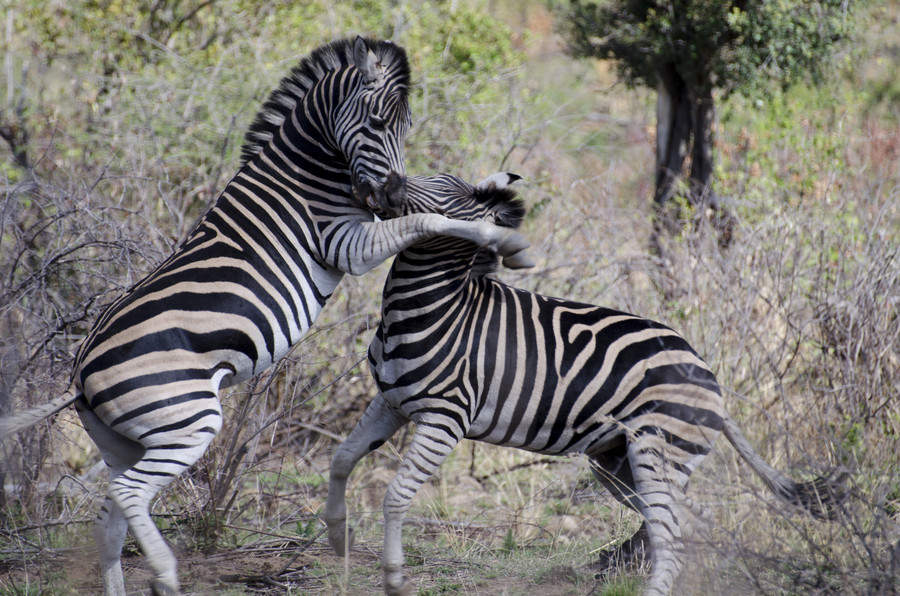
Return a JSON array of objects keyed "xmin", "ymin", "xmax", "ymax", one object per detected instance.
[
  {"xmin": 249, "ymin": 118, "xmax": 347, "ymax": 192},
  {"xmin": 208, "ymin": 136, "xmax": 352, "ymax": 246},
  {"xmin": 382, "ymin": 241, "xmax": 480, "ymax": 318}
]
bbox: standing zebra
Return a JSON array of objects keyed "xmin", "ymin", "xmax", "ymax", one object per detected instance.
[
  {"xmin": 0, "ymin": 39, "xmax": 529, "ymax": 596},
  {"xmin": 324, "ymin": 172, "xmax": 844, "ymax": 596}
]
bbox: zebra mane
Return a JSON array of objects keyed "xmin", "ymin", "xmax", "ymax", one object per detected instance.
[
  {"xmin": 240, "ymin": 37, "xmax": 411, "ymax": 164},
  {"xmin": 473, "ymin": 185, "xmax": 527, "ymax": 230},
  {"xmin": 468, "ymin": 185, "xmax": 527, "ymax": 278}
]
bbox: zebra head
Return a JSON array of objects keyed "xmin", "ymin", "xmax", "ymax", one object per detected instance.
[
  {"xmin": 240, "ymin": 37, "xmax": 411, "ymax": 218},
  {"xmin": 338, "ymin": 37, "xmax": 412, "ymax": 218},
  {"xmin": 404, "ymin": 172, "xmax": 527, "ymax": 229}
]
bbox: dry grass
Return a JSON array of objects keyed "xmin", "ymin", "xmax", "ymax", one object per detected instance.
[{"xmin": 2, "ymin": 3, "xmax": 899, "ymax": 595}]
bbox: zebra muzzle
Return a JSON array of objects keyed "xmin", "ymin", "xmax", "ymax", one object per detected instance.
[{"xmin": 353, "ymin": 173, "xmax": 407, "ymax": 219}]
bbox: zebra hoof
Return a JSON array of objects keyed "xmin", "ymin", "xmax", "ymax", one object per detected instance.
[
  {"xmin": 502, "ymin": 249, "xmax": 535, "ymax": 269},
  {"xmin": 497, "ymin": 231, "xmax": 530, "ymax": 257},
  {"xmin": 385, "ymin": 576, "xmax": 414, "ymax": 596},
  {"xmin": 589, "ymin": 527, "xmax": 649, "ymax": 578},
  {"xmin": 150, "ymin": 579, "xmax": 179, "ymax": 596},
  {"xmin": 327, "ymin": 523, "xmax": 355, "ymax": 556}
]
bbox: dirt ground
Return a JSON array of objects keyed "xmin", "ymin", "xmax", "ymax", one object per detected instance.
[{"xmin": 1, "ymin": 537, "xmax": 606, "ymax": 595}]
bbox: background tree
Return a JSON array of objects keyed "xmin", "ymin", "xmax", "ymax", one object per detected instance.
[{"xmin": 555, "ymin": 0, "xmax": 854, "ymax": 245}]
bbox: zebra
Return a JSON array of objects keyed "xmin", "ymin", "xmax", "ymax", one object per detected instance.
[
  {"xmin": 0, "ymin": 39, "xmax": 531, "ymax": 596},
  {"xmin": 323, "ymin": 172, "xmax": 845, "ymax": 596}
]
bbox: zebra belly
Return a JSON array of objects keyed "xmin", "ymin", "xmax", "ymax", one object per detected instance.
[{"xmin": 466, "ymin": 398, "xmax": 607, "ymax": 456}]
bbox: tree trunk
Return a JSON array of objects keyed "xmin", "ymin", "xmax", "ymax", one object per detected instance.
[
  {"xmin": 688, "ymin": 86, "xmax": 718, "ymax": 210},
  {"xmin": 689, "ymin": 85, "xmax": 735, "ymax": 246},
  {"xmin": 653, "ymin": 63, "xmax": 691, "ymax": 213},
  {"xmin": 651, "ymin": 63, "xmax": 692, "ymax": 262}
]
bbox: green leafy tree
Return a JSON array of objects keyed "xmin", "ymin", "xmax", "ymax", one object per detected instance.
[{"xmin": 555, "ymin": 0, "xmax": 854, "ymax": 240}]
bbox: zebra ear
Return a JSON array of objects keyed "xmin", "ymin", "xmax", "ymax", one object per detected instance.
[
  {"xmin": 353, "ymin": 36, "xmax": 382, "ymax": 85},
  {"xmin": 476, "ymin": 172, "xmax": 523, "ymax": 191}
]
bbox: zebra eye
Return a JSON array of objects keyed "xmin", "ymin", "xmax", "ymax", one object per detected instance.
[{"xmin": 370, "ymin": 115, "xmax": 386, "ymax": 131}]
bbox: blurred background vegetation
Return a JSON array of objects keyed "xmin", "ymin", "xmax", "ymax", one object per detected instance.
[{"xmin": 1, "ymin": 0, "xmax": 897, "ymax": 594}]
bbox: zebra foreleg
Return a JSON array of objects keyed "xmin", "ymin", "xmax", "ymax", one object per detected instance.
[
  {"xmin": 381, "ymin": 423, "xmax": 461, "ymax": 596},
  {"xmin": 337, "ymin": 216, "xmax": 530, "ymax": 276},
  {"xmin": 325, "ymin": 394, "xmax": 407, "ymax": 556}
]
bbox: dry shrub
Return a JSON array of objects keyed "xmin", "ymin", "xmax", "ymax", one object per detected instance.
[
  {"xmin": 1, "ymin": 8, "xmax": 897, "ymax": 595},
  {"xmin": 627, "ymin": 165, "xmax": 899, "ymax": 593},
  {"xmin": 0, "ymin": 168, "xmax": 169, "ymax": 515}
]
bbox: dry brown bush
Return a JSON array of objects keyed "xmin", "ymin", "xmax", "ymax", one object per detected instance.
[{"xmin": 1, "ymin": 3, "xmax": 898, "ymax": 594}]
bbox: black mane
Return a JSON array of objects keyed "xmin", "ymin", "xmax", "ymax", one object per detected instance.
[
  {"xmin": 240, "ymin": 37, "xmax": 411, "ymax": 164},
  {"xmin": 468, "ymin": 185, "xmax": 527, "ymax": 278},
  {"xmin": 473, "ymin": 185, "xmax": 527, "ymax": 230}
]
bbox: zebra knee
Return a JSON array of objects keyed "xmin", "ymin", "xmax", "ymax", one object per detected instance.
[{"xmin": 330, "ymin": 445, "xmax": 360, "ymax": 482}]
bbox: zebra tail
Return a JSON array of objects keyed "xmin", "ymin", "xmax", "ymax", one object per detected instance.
[
  {"xmin": 723, "ymin": 417, "xmax": 848, "ymax": 521},
  {"xmin": 0, "ymin": 387, "xmax": 81, "ymax": 441}
]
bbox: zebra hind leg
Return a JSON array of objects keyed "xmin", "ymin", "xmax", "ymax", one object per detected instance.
[
  {"xmin": 118, "ymin": 433, "xmax": 222, "ymax": 596},
  {"xmin": 94, "ymin": 497, "xmax": 130, "ymax": 596},
  {"xmin": 325, "ymin": 394, "xmax": 407, "ymax": 556},
  {"xmin": 78, "ymin": 393, "xmax": 223, "ymax": 595},
  {"xmin": 627, "ymin": 436, "xmax": 698, "ymax": 596},
  {"xmin": 76, "ymin": 397, "xmax": 143, "ymax": 596},
  {"xmin": 588, "ymin": 445, "xmax": 650, "ymax": 575}
]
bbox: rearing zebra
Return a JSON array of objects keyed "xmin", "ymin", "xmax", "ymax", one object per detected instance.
[
  {"xmin": 0, "ymin": 39, "xmax": 529, "ymax": 596},
  {"xmin": 324, "ymin": 172, "xmax": 844, "ymax": 596}
]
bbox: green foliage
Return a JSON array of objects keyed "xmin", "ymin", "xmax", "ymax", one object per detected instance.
[
  {"xmin": 501, "ymin": 527, "xmax": 518, "ymax": 555},
  {"xmin": 600, "ymin": 577, "xmax": 643, "ymax": 596},
  {"xmin": 3, "ymin": 0, "xmax": 523, "ymax": 204},
  {"xmin": 555, "ymin": 0, "xmax": 855, "ymax": 99},
  {"xmin": 297, "ymin": 517, "xmax": 319, "ymax": 538},
  {"xmin": 393, "ymin": 2, "xmax": 525, "ymax": 172},
  {"xmin": 717, "ymin": 82, "xmax": 858, "ymax": 216}
]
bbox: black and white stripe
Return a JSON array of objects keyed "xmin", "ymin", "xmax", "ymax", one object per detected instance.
[
  {"xmin": 324, "ymin": 172, "xmax": 843, "ymax": 596},
  {"xmin": 0, "ymin": 39, "xmax": 532, "ymax": 596}
]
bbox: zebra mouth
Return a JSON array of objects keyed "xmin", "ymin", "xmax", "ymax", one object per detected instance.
[
  {"xmin": 352, "ymin": 177, "xmax": 378, "ymax": 209},
  {"xmin": 353, "ymin": 174, "xmax": 406, "ymax": 219}
]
